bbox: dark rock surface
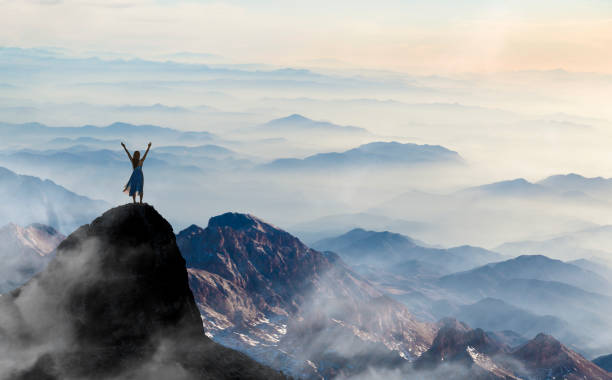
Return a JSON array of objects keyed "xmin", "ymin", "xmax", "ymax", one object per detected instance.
[{"xmin": 0, "ymin": 204, "xmax": 286, "ymax": 380}]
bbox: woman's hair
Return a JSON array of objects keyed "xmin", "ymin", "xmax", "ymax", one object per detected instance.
[{"xmin": 132, "ymin": 151, "xmax": 141, "ymax": 168}]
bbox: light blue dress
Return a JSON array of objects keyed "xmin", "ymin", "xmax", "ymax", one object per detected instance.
[{"xmin": 123, "ymin": 165, "xmax": 144, "ymax": 196}]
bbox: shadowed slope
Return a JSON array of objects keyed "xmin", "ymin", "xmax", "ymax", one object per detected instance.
[{"xmin": 0, "ymin": 204, "xmax": 285, "ymax": 380}]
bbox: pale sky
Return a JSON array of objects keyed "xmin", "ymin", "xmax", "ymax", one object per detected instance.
[{"xmin": 2, "ymin": 0, "xmax": 612, "ymax": 74}]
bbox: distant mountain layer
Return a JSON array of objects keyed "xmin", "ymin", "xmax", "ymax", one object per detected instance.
[
  {"xmin": 438, "ymin": 254, "xmax": 611, "ymax": 298},
  {"xmin": 0, "ymin": 121, "xmax": 215, "ymax": 145},
  {"xmin": 258, "ymin": 114, "xmax": 370, "ymax": 135},
  {"xmin": 437, "ymin": 254, "xmax": 612, "ymax": 357},
  {"xmin": 0, "ymin": 223, "xmax": 64, "ymax": 293},
  {"xmin": 263, "ymin": 141, "xmax": 462, "ymax": 170},
  {"xmin": 497, "ymin": 225, "xmax": 612, "ymax": 261},
  {"xmin": 313, "ymin": 228, "xmax": 502, "ymax": 275},
  {"xmin": 0, "ymin": 166, "xmax": 108, "ymax": 233},
  {"xmin": 177, "ymin": 213, "xmax": 436, "ymax": 379},
  {"xmin": 538, "ymin": 173, "xmax": 612, "ymax": 196},
  {"xmin": 460, "ymin": 173, "xmax": 612, "ymax": 201},
  {"xmin": 448, "ymin": 298, "xmax": 569, "ymax": 342}
]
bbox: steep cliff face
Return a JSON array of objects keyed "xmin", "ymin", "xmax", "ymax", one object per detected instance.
[
  {"xmin": 0, "ymin": 204, "xmax": 285, "ymax": 380},
  {"xmin": 177, "ymin": 213, "xmax": 437, "ymax": 378}
]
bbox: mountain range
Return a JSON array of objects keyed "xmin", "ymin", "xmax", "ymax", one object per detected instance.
[
  {"xmin": 497, "ymin": 225, "xmax": 612, "ymax": 261},
  {"xmin": 256, "ymin": 114, "xmax": 370, "ymax": 135},
  {"xmin": 0, "ymin": 121, "xmax": 215, "ymax": 146},
  {"xmin": 262, "ymin": 141, "xmax": 463, "ymax": 171},
  {"xmin": 369, "ymin": 174, "xmax": 611, "ymax": 247},
  {"xmin": 313, "ymin": 228, "xmax": 503, "ymax": 275},
  {"xmin": 0, "ymin": 204, "xmax": 609, "ymax": 379},
  {"xmin": 438, "ymin": 254, "xmax": 611, "ymax": 296},
  {"xmin": 437, "ymin": 255, "xmax": 612, "ymax": 356},
  {"xmin": 176, "ymin": 214, "xmax": 436, "ymax": 378}
]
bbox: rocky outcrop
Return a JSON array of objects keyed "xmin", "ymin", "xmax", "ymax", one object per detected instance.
[{"xmin": 0, "ymin": 204, "xmax": 285, "ymax": 380}]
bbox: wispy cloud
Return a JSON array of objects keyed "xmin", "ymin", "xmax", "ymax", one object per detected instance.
[{"xmin": 2, "ymin": 0, "xmax": 612, "ymax": 73}]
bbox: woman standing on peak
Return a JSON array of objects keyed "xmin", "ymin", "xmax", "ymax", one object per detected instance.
[{"xmin": 121, "ymin": 142, "xmax": 151, "ymax": 204}]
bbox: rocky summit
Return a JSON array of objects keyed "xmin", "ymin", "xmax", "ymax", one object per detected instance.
[
  {"xmin": 0, "ymin": 204, "xmax": 285, "ymax": 380},
  {"xmin": 177, "ymin": 212, "xmax": 437, "ymax": 379}
]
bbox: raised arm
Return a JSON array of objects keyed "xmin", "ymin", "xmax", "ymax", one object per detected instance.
[
  {"xmin": 121, "ymin": 142, "xmax": 133, "ymax": 161},
  {"xmin": 141, "ymin": 142, "xmax": 152, "ymax": 162}
]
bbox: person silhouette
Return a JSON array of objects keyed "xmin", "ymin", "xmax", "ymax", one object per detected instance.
[{"xmin": 121, "ymin": 142, "xmax": 151, "ymax": 204}]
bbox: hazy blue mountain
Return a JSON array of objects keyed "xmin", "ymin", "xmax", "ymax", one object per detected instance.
[
  {"xmin": 257, "ymin": 114, "xmax": 370, "ymax": 134},
  {"xmin": 497, "ymin": 225, "xmax": 612, "ymax": 261},
  {"xmin": 436, "ymin": 255, "xmax": 612, "ymax": 356},
  {"xmin": 450, "ymin": 298, "xmax": 568, "ymax": 340},
  {"xmin": 313, "ymin": 228, "xmax": 502, "ymax": 274},
  {"xmin": 154, "ymin": 144, "xmax": 235, "ymax": 158},
  {"xmin": 569, "ymin": 258, "xmax": 612, "ymax": 279},
  {"xmin": 290, "ymin": 212, "xmax": 429, "ymax": 244},
  {"xmin": 0, "ymin": 121, "xmax": 215, "ymax": 145},
  {"xmin": 459, "ymin": 178, "xmax": 550, "ymax": 197},
  {"xmin": 0, "ymin": 166, "xmax": 108, "ymax": 233},
  {"xmin": 46, "ymin": 136, "xmax": 121, "ymax": 149},
  {"xmin": 457, "ymin": 177, "xmax": 601, "ymax": 202},
  {"xmin": 438, "ymin": 254, "xmax": 611, "ymax": 296},
  {"xmin": 263, "ymin": 141, "xmax": 463, "ymax": 170},
  {"xmin": 538, "ymin": 173, "xmax": 612, "ymax": 197},
  {"xmin": 372, "ymin": 181, "xmax": 602, "ymax": 250},
  {"xmin": 0, "ymin": 144, "xmax": 253, "ymax": 179}
]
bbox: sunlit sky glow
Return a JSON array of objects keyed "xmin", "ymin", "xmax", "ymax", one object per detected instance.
[{"xmin": 3, "ymin": 0, "xmax": 612, "ymax": 74}]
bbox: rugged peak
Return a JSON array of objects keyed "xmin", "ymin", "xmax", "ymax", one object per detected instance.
[
  {"xmin": 208, "ymin": 212, "xmax": 271, "ymax": 231},
  {"xmin": 0, "ymin": 204, "xmax": 284, "ymax": 380},
  {"xmin": 512, "ymin": 333, "xmax": 611, "ymax": 380},
  {"xmin": 514, "ymin": 333, "xmax": 564, "ymax": 356},
  {"xmin": 177, "ymin": 223, "xmax": 205, "ymax": 237},
  {"xmin": 437, "ymin": 317, "xmax": 471, "ymax": 332},
  {"xmin": 415, "ymin": 319, "xmax": 507, "ymax": 372}
]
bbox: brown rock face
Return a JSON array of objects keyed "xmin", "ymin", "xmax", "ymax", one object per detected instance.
[
  {"xmin": 177, "ymin": 213, "xmax": 437, "ymax": 378},
  {"xmin": 512, "ymin": 333, "xmax": 612, "ymax": 380},
  {"xmin": 0, "ymin": 204, "xmax": 285, "ymax": 380},
  {"xmin": 414, "ymin": 319, "xmax": 612, "ymax": 380}
]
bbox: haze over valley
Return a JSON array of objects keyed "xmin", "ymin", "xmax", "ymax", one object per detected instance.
[{"xmin": 2, "ymin": 1, "xmax": 612, "ymax": 378}]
